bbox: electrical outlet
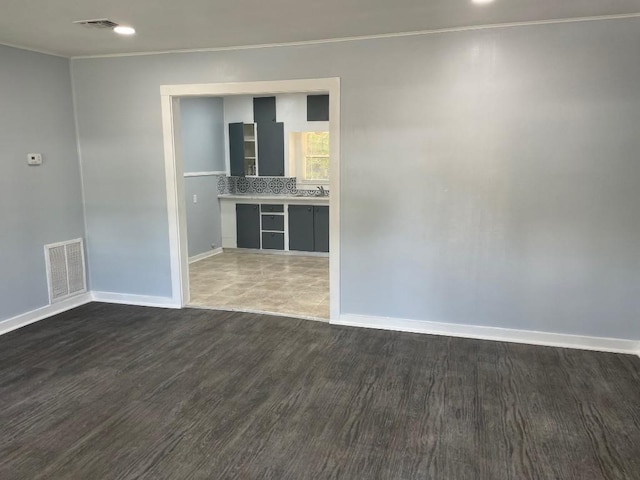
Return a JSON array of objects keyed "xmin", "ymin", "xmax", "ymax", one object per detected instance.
[
  {"xmin": 27, "ymin": 153, "xmax": 42, "ymax": 166},
  {"xmin": 193, "ymin": 194, "xmax": 198, "ymax": 204}
]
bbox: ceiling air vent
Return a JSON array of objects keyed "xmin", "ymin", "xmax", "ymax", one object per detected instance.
[{"xmin": 73, "ymin": 18, "xmax": 119, "ymax": 29}]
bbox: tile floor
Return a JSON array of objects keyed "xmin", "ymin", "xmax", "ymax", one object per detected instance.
[{"xmin": 189, "ymin": 250, "xmax": 329, "ymax": 320}]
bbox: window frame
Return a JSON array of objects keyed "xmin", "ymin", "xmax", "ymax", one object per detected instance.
[{"xmin": 296, "ymin": 131, "xmax": 330, "ymax": 185}]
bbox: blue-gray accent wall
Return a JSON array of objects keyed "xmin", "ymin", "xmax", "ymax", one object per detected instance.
[
  {"xmin": 180, "ymin": 97, "xmax": 225, "ymax": 172},
  {"xmin": 71, "ymin": 18, "xmax": 640, "ymax": 340},
  {"xmin": 180, "ymin": 97, "xmax": 225, "ymax": 258},
  {"xmin": 0, "ymin": 44, "xmax": 84, "ymax": 322}
]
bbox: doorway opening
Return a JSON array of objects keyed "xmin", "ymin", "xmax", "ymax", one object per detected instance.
[{"xmin": 160, "ymin": 79, "xmax": 340, "ymax": 321}]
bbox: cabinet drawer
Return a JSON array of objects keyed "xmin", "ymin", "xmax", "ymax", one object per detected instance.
[
  {"xmin": 262, "ymin": 232, "xmax": 284, "ymax": 250},
  {"xmin": 261, "ymin": 204, "xmax": 284, "ymax": 213},
  {"xmin": 261, "ymin": 214, "xmax": 284, "ymax": 231}
]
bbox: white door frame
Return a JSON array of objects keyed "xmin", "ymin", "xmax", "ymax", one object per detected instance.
[{"xmin": 160, "ymin": 78, "xmax": 341, "ymax": 321}]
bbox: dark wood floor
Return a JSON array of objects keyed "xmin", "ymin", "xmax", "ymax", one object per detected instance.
[{"xmin": 1, "ymin": 304, "xmax": 639, "ymax": 479}]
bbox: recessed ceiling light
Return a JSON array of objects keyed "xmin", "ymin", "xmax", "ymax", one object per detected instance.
[
  {"xmin": 113, "ymin": 26, "xmax": 136, "ymax": 35},
  {"xmin": 472, "ymin": 0, "xmax": 495, "ymax": 4}
]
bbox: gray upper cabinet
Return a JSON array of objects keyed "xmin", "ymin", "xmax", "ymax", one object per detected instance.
[
  {"xmin": 228, "ymin": 122, "xmax": 257, "ymax": 176},
  {"xmin": 307, "ymin": 95, "xmax": 329, "ymax": 121},
  {"xmin": 254, "ymin": 97, "xmax": 276, "ymax": 123},
  {"xmin": 257, "ymin": 122, "xmax": 285, "ymax": 176},
  {"xmin": 229, "ymin": 122, "xmax": 245, "ymax": 176}
]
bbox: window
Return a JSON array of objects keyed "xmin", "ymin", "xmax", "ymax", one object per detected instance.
[{"xmin": 300, "ymin": 132, "xmax": 329, "ymax": 184}]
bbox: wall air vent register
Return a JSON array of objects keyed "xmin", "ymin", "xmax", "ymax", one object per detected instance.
[{"xmin": 44, "ymin": 238, "xmax": 87, "ymax": 304}]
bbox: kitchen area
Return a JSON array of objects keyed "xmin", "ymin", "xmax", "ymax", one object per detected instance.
[{"xmin": 182, "ymin": 92, "xmax": 331, "ymax": 320}]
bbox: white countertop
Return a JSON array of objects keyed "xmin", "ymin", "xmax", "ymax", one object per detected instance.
[{"xmin": 218, "ymin": 194, "xmax": 329, "ymax": 203}]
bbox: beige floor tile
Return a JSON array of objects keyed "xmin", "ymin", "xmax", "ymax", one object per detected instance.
[{"xmin": 188, "ymin": 251, "xmax": 329, "ymax": 320}]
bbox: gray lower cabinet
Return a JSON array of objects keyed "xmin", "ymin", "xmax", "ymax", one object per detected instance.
[
  {"xmin": 262, "ymin": 232, "xmax": 284, "ymax": 250},
  {"xmin": 288, "ymin": 205, "xmax": 315, "ymax": 252},
  {"xmin": 289, "ymin": 205, "xmax": 329, "ymax": 252},
  {"xmin": 236, "ymin": 204, "xmax": 260, "ymax": 249},
  {"xmin": 261, "ymin": 204, "xmax": 284, "ymax": 213},
  {"xmin": 261, "ymin": 214, "xmax": 284, "ymax": 231},
  {"xmin": 237, "ymin": 203, "xmax": 328, "ymax": 252},
  {"xmin": 313, "ymin": 206, "xmax": 329, "ymax": 253}
]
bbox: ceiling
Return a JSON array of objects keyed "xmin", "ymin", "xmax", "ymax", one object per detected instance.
[{"xmin": 1, "ymin": 0, "xmax": 639, "ymax": 57}]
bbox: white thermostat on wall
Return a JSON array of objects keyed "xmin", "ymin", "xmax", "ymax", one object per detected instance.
[{"xmin": 27, "ymin": 153, "xmax": 43, "ymax": 166}]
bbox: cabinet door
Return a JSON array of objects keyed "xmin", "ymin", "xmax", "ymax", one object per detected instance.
[
  {"xmin": 288, "ymin": 205, "xmax": 315, "ymax": 252},
  {"xmin": 313, "ymin": 206, "xmax": 330, "ymax": 253},
  {"xmin": 236, "ymin": 204, "xmax": 260, "ymax": 249},
  {"xmin": 307, "ymin": 94, "xmax": 329, "ymax": 121},
  {"xmin": 229, "ymin": 122, "xmax": 245, "ymax": 176},
  {"xmin": 262, "ymin": 232, "xmax": 284, "ymax": 250},
  {"xmin": 257, "ymin": 122, "xmax": 285, "ymax": 176},
  {"xmin": 253, "ymin": 97, "xmax": 277, "ymax": 123}
]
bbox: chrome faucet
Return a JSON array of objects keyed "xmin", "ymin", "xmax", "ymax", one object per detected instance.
[{"xmin": 317, "ymin": 186, "xmax": 327, "ymax": 196}]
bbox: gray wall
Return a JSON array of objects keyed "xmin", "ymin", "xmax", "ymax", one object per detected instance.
[
  {"xmin": 0, "ymin": 45, "xmax": 84, "ymax": 321},
  {"xmin": 180, "ymin": 97, "xmax": 224, "ymax": 258},
  {"xmin": 72, "ymin": 18, "xmax": 640, "ymax": 340},
  {"xmin": 180, "ymin": 97, "xmax": 225, "ymax": 172},
  {"xmin": 184, "ymin": 176, "xmax": 222, "ymax": 257}
]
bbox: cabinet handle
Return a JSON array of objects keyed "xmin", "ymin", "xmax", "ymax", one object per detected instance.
[{"xmin": 307, "ymin": 208, "xmax": 312, "ymax": 212}]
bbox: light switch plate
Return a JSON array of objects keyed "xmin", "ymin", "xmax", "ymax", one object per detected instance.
[{"xmin": 27, "ymin": 153, "xmax": 42, "ymax": 166}]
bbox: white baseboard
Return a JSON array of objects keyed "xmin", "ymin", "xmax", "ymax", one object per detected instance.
[
  {"xmin": 0, "ymin": 293, "xmax": 93, "ymax": 336},
  {"xmin": 189, "ymin": 247, "xmax": 223, "ymax": 264},
  {"xmin": 232, "ymin": 248, "xmax": 329, "ymax": 258},
  {"xmin": 91, "ymin": 292, "xmax": 180, "ymax": 309},
  {"xmin": 334, "ymin": 314, "xmax": 640, "ymax": 356}
]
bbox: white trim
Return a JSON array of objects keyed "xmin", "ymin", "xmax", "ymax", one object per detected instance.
[
  {"xmin": 160, "ymin": 78, "xmax": 341, "ymax": 322},
  {"xmin": 71, "ymin": 13, "xmax": 640, "ymax": 60},
  {"xmin": 334, "ymin": 314, "xmax": 640, "ymax": 356},
  {"xmin": 0, "ymin": 41, "xmax": 67, "ymax": 58},
  {"xmin": 184, "ymin": 171, "xmax": 226, "ymax": 177},
  {"xmin": 231, "ymin": 248, "xmax": 329, "ymax": 258},
  {"xmin": 161, "ymin": 95, "xmax": 188, "ymax": 307},
  {"xmin": 160, "ymin": 79, "xmax": 334, "ymax": 97},
  {"xmin": 0, "ymin": 293, "xmax": 92, "ymax": 336},
  {"xmin": 328, "ymin": 82, "xmax": 340, "ymax": 321},
  {"xmin": 189, "ymin": 247, "xmax": 223, "ymax": 264},
  {"xmin": 91, "ymin": 291, "xmax": 180, "ymax": 309}
]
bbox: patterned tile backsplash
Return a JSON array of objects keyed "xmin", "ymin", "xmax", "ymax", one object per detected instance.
[{"xmin": 217, "ymin": 176, "xmax": 328, "ymax": 197}]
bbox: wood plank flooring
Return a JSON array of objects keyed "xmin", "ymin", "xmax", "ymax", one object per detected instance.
[{"xmin": 1, "ymin": 303, "xmax": 639, "ymax": 479}]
